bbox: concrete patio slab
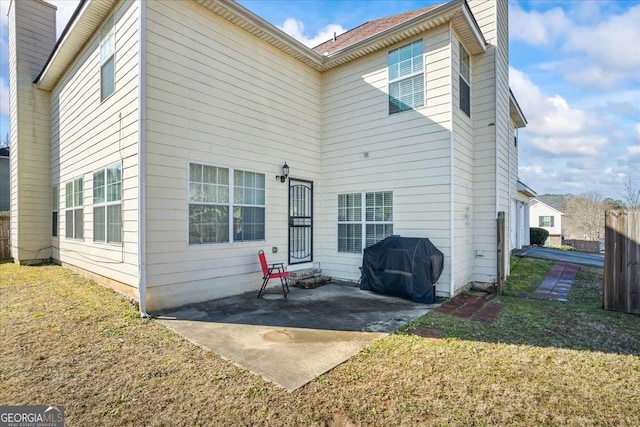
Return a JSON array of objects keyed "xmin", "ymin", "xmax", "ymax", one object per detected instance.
[{"xmin": 156, "ymin": 282, "xmax": 439, "ymax": 391}]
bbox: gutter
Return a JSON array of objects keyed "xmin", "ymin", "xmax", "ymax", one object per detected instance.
[
  {"xmin": 137, "ymin": 0, "xmax": 149, "ymax": 318},
  {"xmin": 448, "ymin": 21, "xmax": 455, "ymax": 298}
]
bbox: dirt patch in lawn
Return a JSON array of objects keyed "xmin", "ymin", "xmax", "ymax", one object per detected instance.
[{"xmin": 2, "ymin": 262, "xmax": 640, "ymax": 426}]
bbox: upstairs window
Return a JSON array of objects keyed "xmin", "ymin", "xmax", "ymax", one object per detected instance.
[
  {"xmin": 388, "ymin": 40, "xmax": 424, "ymax": 114},
  {"xmin": 539, "ymin": 216, "xmax": 554, "ymax": 227},
  {"xmin": 100, "ymin": 15, "xmax": 115, "ymax": 101},
  {"xmin": 65, "ymin": 177, "xmax": 83, "ymax": 240},
  {"xmin": 93, "ymin": 163, "xmax": 122, "ymax": 243},
  {"xmin": 459, "ymin": 42, "xmax": 471, "ymax": 117}
]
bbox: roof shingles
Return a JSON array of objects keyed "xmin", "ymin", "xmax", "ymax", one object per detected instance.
[{"xmin": 312, "ymin": 4, "xmax": 444, "ymax": 55}]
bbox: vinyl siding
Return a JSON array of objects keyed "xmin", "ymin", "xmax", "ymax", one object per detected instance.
[
  {"xmin": 468, "ymin": 0, "xmax": 512, "ymax": 283},
  {"xmin": 8, "ymin": 0, "xmax": 56, "ymax": 262},
  {"xmin": 50, "ymin": 0, "xmax": 139, "ymax": 292},
  {"xmin": 451, "ymin": 32, "xmax": 474, "ymax": 290},
  {"xmin": 144, "ymin": 0, "xmax": 322, "ymax": 310},
  {"xmin": 317, "ymin": 25, "xmax": 453, "ymax": 295}
]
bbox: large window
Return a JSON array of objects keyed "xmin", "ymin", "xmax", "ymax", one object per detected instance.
[
  {"xmin": 52, "ymin": 185, "xmax": 58, "ymax": 237},
  {"xmin": 93, "ymin": 163, "xmax": 122, "ymax": 243},
  {"xmin": 189, "ymin": 164, "xmax": 265, "ymax": 244},
  {"xmin": 459, "ymin": 42, "xmax": 471, "ymax": 117},
  {"xmin": 65, "ymin": 177, "xmax": 83, "ymax": 239},
  {"xmin": 539, "ymin": 216, "xmax": 554, "ymax": 227},
  {"xmin": 338, "ymin": 191, "xmax": 393, "ymax": 253},
  {"xmin": 100, "ymin": 14, "xmax": 115, "ymax": 101},
  {"xmin": 388, "ymin": 40, "xmax": 424, "ymax": 114}
]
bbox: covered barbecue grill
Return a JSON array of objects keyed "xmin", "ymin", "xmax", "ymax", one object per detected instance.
[{"xmin": 360, "ymin": 236, "xmax": 444, "ymax": 303}]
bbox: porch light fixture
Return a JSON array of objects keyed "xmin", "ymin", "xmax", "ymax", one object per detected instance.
[{"xmin": 276, "ymin": 162, "xmax": 289, "ymax": 182}]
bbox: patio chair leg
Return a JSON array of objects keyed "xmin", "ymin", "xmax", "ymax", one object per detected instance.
[
  {"xmin": 258, "ymin": 276, "xmax": 269, "ymax": 298},
  {"xmin": 280, "ymin": 276, "xmax": 288, "ymax": 298}
]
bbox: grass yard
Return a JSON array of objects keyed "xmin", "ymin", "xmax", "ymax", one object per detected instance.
[{"xmin": 1, "ymin": 258, "xmax": 639, "ymax": 426}]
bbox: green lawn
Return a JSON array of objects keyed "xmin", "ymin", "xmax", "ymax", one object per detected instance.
[{"xmin": 1, "ymin": 258, "xmax": 639, "ymax": 426}]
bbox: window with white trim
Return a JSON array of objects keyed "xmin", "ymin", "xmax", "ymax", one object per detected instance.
[
  {"xmin": 52, "ymin": 185, "xmax": 58, "ymax": 237},
  {"xmin": 388, "ymin": 40, "xmax": 424, "ymax": 114},
  {"xmin": 65, "ymin": 177, "xmax": 83, "ymax": 239},
  {"xmin": 338, "ymin": 191, "xmax": 393, "ymax": 253},
  {"xmin": 338, "ymin": 193, "xmax": 362, "ymax": 253},
  {"xmin": 100, "ymin": 14, "xmax": 115, "ymax": 101},
  {"xmin": 93, "ymin": 163, "xmax": 122, "ymax": 243},
  {"xmin": 189, "ymin": 164, "xmax": 265, "ymax": 244},
  {"xmin": 459, "ymin": 42, "xmax": 471, "ymax": 117},
  {"xmin": 539, "ymin": 216, "xmax": 554, "ymax": 227}
]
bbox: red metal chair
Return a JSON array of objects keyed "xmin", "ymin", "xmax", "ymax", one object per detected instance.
[{"xmin": 258, "ymin": 250, "xmax": 290, "ymax": 298}]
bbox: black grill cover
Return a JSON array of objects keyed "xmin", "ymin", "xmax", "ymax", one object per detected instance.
[{"xmin": 361, "ymin": 236, "xmax": 444, "ymax": 303}]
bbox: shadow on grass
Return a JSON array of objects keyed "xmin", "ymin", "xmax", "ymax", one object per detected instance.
[{"xmin": 402, "ymin": 260, "xmax": 640, "ymax": 356}]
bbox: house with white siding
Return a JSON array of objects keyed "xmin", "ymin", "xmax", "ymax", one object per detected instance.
[
  {"xmin": 529, "ymin": 199, "xmax": 563, "ymax": 246},
  {"xmin": 9, "ymin": 0, "xmax": 527, "ymax": 313}
]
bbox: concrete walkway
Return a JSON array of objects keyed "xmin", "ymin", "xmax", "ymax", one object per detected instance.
[
  {"xmin": 530, "ymin": 262, "xmax": 579, "ymax": 302},
  {"xmin": 513, "ymin": 246, "xmax": 604, "ymax": 268}
]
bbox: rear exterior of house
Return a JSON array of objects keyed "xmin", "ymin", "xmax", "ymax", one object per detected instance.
[{"xmin": 9, "ymin": 0, "xmax": 526, "ymax": 312}]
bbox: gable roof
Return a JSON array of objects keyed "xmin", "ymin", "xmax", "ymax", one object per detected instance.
[
  {"xmin": 313, "ymin": 4, "xmax": 443, "ymax": 55},
  {"xmin": 36, "ymin": 0, "xmax": 486, "ymax": 89},
  {"xmin": 532, "ymin": 198, "xmax": 564, "ymax": 215}
]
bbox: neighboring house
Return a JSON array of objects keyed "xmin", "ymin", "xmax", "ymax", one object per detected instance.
[
  {"xmin": 512, "ymin": 179, "xmax": 536, "ymax": 250},
  {"xmin": 0, "ymin": 147, "xmax": 9, "ymax": 211},
  {"xmin": 9, "ymin": 0, "xmax": 527, "ymax": 313},
  {"xmin": 529, "ymin": 199, "xmax": 563, "ymax": 246}
]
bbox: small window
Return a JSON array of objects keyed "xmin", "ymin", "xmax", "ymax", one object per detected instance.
[
  {"xmin": 100, "ymin": 15, "xmax": 115, "ymax": 101},
  {"xmin": 459, "ymin": 42, "xmax": 471, "ymax": 117},
  {"xmin": 52, "ymin": 185, "xmax": 58, "ymax": 237},
  {"xmin": 65, "ymin": 177, "xmax": 83, "ymax": 239},
  {"xmin": 539, "ymin": 216, "xmax": 554, "ymax": 227},
  {"xmin": 93, "ymin": 163, "xmax": 122, "ymax": 243},
  {"xmin": 388, "ymin": 40, "xmax": 424, "ymax": 114},
  {"xmin": 337, "ymin": 191, "xmax": 393, "ymax": 253}
]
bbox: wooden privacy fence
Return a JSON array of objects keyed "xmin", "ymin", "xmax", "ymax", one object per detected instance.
[
  {"xmin": 564, "ymin": 239, "xmax": 601, "ymax": 253},
  {"xmin": 0, "ymin": 211, "xmax": 9, "ymax": 259},
  {"xmin": 604, "ymin": 210, "xmax": 640, "ymax": 314}
]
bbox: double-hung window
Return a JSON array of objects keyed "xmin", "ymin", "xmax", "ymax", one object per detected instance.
[
  {"xmin": 100, "ymin": 14, "xmax": 115, "ymax": 101},
  {"xmin": 189, "ymin": 164, "xmax": 265, "ymax": 244},
  {"xmin": 93, "ymin": 163, "xmax": 122, "ymax": 243},
  {"xmin": 459, "ymin": 42, "xmax": 471, "ymax": 117},
  {"xmin": 539, "ymin": 216, "xmax": 554, "ymax": 227},
  {"xmin": 338, "ymin": 191, "xmax": 394, "ymax": 253},
  {"xmin": 65, "ymin": 177, "xmax": 83, "ymax": 239},
  {"xmin": 388, "ymin": 40, "xmax": 424, "ymax": 114},
  {"xmin": 52, "ymin": 185, "xmax": 58, "ymax": 237}
]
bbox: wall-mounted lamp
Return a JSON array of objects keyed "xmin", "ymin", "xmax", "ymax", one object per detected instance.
[{"xmin": 276, "ymin": 162, "xmax": 289, "ymax": 183}]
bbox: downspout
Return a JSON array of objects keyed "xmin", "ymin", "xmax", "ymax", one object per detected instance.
[
  {"xmin": 137, "ymin": 0, "xmax": 149, "ymax": 318},
  {"xmin": 449, "ymin": 22, "xmax": 455, "ymax": 297},
  {"xmin": 493, "ymin": 38, "xmax": 500, "ymax": 284}
]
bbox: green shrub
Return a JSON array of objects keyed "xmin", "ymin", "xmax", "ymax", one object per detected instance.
[{"xmin": 530, "ymin": 227, "xmax": 549, "ymax": 245}]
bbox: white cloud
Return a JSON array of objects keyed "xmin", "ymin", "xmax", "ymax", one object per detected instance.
[
  {"xmin": 510, "ymin": 66, "xmax": 606, "ymax": 157},
  {"xmin": 510, "ymin": 4, "xmax": 569, "ymax": 46},
  {"xmin": 278, "ymin": 18, "xmax": 346, "ymax": 48},
  {"xmin": 635, "ymin": 123, "xmax": 640, "ymax": 140}
]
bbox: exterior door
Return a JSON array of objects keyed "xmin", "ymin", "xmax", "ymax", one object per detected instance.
[{"xmin": 288, "ymin": 179, "xmax": 313, "ymax": 264}]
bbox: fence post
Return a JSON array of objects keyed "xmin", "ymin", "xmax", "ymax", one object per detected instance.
[{"xmin": 0, "ymin": 211, "xmax": 9, "ymax": 259}]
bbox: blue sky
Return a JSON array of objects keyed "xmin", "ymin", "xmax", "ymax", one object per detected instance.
[{"xmin": 1, "ymin": 0, "xmax": 638, "ymax": 199}]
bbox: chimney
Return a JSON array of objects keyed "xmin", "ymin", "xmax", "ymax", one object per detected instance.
[{"xmin": 8, "ymin": 0, "xmax": 57, "ymax": 263}]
